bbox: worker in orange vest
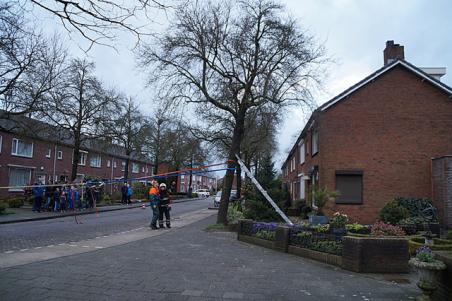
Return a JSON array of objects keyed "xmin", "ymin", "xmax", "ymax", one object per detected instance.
[{"xmin": 149, "ymin": 180, "xmax": 160, "ymax": 229}]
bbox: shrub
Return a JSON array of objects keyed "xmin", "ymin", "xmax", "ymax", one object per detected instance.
[
  {"xmin": 243, "ymin": 199, "xmax": 282, "ymax": 222},
  {"xmin": 310, "ymin": 241, "xmax": 342, "ymax": 255},
  {"xmin": 397, "ymin": 217, "xmax": 425, "ymax": 235},
  {"xmin": 293, "ymin": 231, "xmax": 313, "ymax": 246},
  {"xmin": 311, "ymin": 224, "xmax": 330, "ymax": 233},
  {"xmin": 227, "ymin": 205, "xmax": 245, "ymax": 225},
  {"xmin": 255, "ymin": 230, "xmax": 275, "ymax": 241},
  {"xmin": 102, "ymin": 194, "xmax": 112, "ymax": 205},
  {"xmin": 329, "ymin": 212, "xmax": 349, "ymax": 228},
  {"xmin": 5, "ymin": 198, "xmax": 23, "ymax": 208},
  {"xmin": 345, "ymin": 223, "xmax": 371, "ymax": 234},
  {"xmin": 371, "ymin": 221, "xmax": 406, "ymax": 236},
  {"xmin": 379, "ymin": 201, "xmax": 409, "ymax": 225},
  {"xmin": 0, "ymin": 202, "xmax": 7, "ymax": 214},
  {"xmin": 416, "ymin": 246, "xmax": 434, "ymax": 263},
  {"xmin": 395, "ymin": 197, "xmax": 437, "ymax": 222},
  {"xmin": 300, "ymin": 205, "xmax": 312, "ymax": 219},
  {"xmin": 447, "ymin": 231, "xmax": 452, "ymax": 240},
  {"xmin": 311, "ymin": 187, "xmax": 340, "ymax": 215}
]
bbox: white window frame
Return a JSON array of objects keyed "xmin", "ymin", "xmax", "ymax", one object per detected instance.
[
  {"xmin": 90, "ymin": 153, "xmax": 102, "ymax": 168},
  {"xmin": 299, "ymin": 140, "xmax": 305, "ymax": 164},
  {"xmin": 113, "ymin": 161, "xmax": 117, "ymax": 168},
  {"xmin": 132, "ymin": 163, "xmax": 139, "ymax": 174},
  {"xmin": 107, "ymin": 160, "xmax": 111, "ymax": 168},
  {"xmin": 57, "ymin": 150, "xmax": 63, "ymax": 160},
  {"xmin": 11, "ymin": 138, "xmax": 33, "ymax": 158},
  {"xmin": 8, "ymin": 167, "xmax": 32, "ymax": 192},
  {"xmin": 46, "ymin": 148, "xmax": 51, "ymax": 158},
  {"xmin": 142, "ymin": 166, "xmax": 145, "ymax": 173},
  {"xmin": 78, "ymin": 151, "xmax": 87, "ymax": 166},
  {"xmin": 121, "ymin": 161, "xmax": 126, "ymax": 171},
  {"xmin": 312, "ymin": 129, "xmax": 319, "ymax": 155}
]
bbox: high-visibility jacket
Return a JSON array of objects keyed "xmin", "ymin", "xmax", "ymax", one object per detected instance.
[{"xmin": 149, "ymin": 187, "xmax": 158, "ymax": 201}]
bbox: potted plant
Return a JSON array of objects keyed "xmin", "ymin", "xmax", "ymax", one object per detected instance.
[
  {"xmin": 308, "ymin": 187, "xmax": 339, "ymax": 224},
  {"xmin": 329, "ymin": 212, "xmax": 348, "ymax": 235},
  {"xmin": 409, "ymin": 246, "xmax": 446, "ymax": 301}
]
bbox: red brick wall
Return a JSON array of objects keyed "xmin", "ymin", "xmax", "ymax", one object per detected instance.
[
  {"xmin": 0, "ymin": 131, "xmax": 152, "ymax": 197},
  {"xmin": 320, "ymin": 65, "xmax": 452, "ymax": 224},
  {"xmin": 432, "ymin": 156, "xmax": 452, "ymax": 229},
  {"xmin": 283, "ymin": 65, "xmax": 452, "ymax": 224}
]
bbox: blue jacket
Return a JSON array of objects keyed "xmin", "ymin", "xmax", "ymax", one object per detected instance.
[
  {"xmin": 32, "ymin": 185, "xmax": 44, "ymax": 197},
  {"xmin": 127, "ymin": 187, "xmax": 133, "ymax": 197}
]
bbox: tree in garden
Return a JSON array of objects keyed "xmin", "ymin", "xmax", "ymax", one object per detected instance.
[
  {"xmin": 40, "ymin": 58, "xmax": 117, "ymax": 181},
  {"xmin": 140, "ymin": 0, "xmax": 326, "ymax": 224},
  {"xmin": 0, "ymin": 3, "xmax": 66, "ymax": 119}
]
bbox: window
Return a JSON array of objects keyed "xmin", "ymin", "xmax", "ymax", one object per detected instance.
[
  {"xmin": 299, "ymin": 178, "xmax": 305, "ymax": 200},
  {"xmin": 311, "ymin": 129, "xmax": 319, "ymax": 155},
  {"xmin": 132, "ymin": 163, "xmax": 139, "ymax": 174},
  {"xmin": 78, "ymin": 152, "xmax": 87, "ymax": 166},
  {"xmin": 299, "ymin": 140, "xmax": 305, "ymax": 164},
  {"xmin": 142, "ymin": 167, "xmax": 145, "ymax": 173},
  {"xmin": 107, "ymin": 160, "xmax": 111, "ymax": 168},
  {"xmin": 11, "ymin": 138, "xmax": 33, "ymax": 158},
  {"xmin": 57, "ymin": 150, "xmax": 63, "ymax": 160},
  {"xmin": 113, "ymin": 161, "xmax": 117, "ymax": 168},
  {"xmin": 121, "ymin": 161, "xmax": 125, "ymax": 171},
  {"xmin": 9, "ymin": 167, "xmax": 32, "ymax": 191},
  {"xmin": 335, "ymin": 171, "xmax": 363, "ymax": 204},
  {"xmin": 46, "ymin": 148, "xmax": 51, "ymax": 158},
  {"xmin": 0, "ymin": 135, "xmax": 2, "ymax": 153},
  {"xmin": 90, "ymin": 154, "xmax": 102, "ymax": 168}
]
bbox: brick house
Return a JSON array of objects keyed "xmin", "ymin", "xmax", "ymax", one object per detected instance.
[
  {"xmin": 0, "ymin": 113, "xmax": 153, "ymax": 197},
  {"xmin": 178, "ymin": 174, "xmax": 217, "ymax": 193},
  {"xmin": 281, "ymin": 41, "xmax": 452, "ymax": 225}
]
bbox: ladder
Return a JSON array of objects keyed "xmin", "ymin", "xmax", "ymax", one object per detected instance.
[{"xmin": 235, "ymin": 154, "xmax": 293, "ymax": 226}]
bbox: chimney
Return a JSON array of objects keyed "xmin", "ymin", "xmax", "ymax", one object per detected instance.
[{"xmin": 383, "ymin": 40, "xmax": 404, "ymax": 65}]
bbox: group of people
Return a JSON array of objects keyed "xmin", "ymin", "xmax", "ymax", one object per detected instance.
[
  {"xmin": 120, "ymin": 183, "xmax": 133, "ymax": 205},
  {"xmin": 148, "ymin": 180, "xmax": 172, "ymax": 230},
  {"xmin": 30, "ymin": 182, "xmax": 100, "ymax": 213}
]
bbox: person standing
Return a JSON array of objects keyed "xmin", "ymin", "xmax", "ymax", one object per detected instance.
[
  {"xmin": 121, "ymin": 183, "xmax": 128, "ymax": 205},
  {"xmin": 53, "ymin": 187, "xmax": 60, "ymax": 212},
  {"xmin": 126, "ymin": 183, "xmax": 133, "ymax": 205},
  {"xmin": 43, "ymin": 184, "xmax": 53, "ymax": 211},
  {"xmin": 31, "ymin": 182, "xmax": 44, "ymax": 213},
  {"xmin": 60, "ymin": 186, "xmax": 67, "ymax": 212},
  {"xmin": 158, "ymin": 183, "xmax": 171, "ymax": 229},
  {"xmin": 148, "ymin": 180, "xmax": 160, "ymax": 230}
]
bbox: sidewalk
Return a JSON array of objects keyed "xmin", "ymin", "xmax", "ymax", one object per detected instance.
[
  {"xmin": 0, "ymin": 215, "xmax": 418, "ymax": 300},
  {"xmin": 0, "ymin": 197, "xmax": 204, "ymax": 224}
]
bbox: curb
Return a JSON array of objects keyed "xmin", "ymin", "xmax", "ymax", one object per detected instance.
[{"xmin": 0, "ymin": 197, "xmax": 207, "ymax": 225}]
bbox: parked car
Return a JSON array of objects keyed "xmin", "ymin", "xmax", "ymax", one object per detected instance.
[
  {"xmin": 195, "ymin": 189, "xmax": 210, "ymax": 198},
  {"xmin": 213, "ymin": 190, "xmax": 238, "ymax": 207}
]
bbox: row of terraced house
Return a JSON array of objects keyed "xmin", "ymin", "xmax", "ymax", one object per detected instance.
[
  {"xmin": 281, "ymin": 41, "xmax": 452, "ymax": 228},
  {"xmin": 0, "ymin": 113, "xmax": 153, "ymax": 197}
]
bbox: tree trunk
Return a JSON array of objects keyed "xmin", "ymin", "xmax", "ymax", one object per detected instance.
[
  {"xmin": 217, "ymin": 112, "xmax": 245, "ymax": 225},
  {"xmin": 71, "ymin": 132, "xmax": 81, "ymax": 181},
  {"xmin": 124, "ymin": 152, "xmax": 130, "ymax": 182},
  {"xmin": 188, "ymin": 155, "xmax": 193, "ymax": 197},
  {"xmin": 236, "ymin": 163, "xmax": 242, "ymax": 198}
]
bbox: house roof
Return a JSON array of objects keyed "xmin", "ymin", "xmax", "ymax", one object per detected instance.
[
  {"xmin": 0, "ymin": 111, "xmax": 152, "ymax": 164},
  {"xmin": 281, "ymin": 59, "xmax": 452, "ymax": 169}
]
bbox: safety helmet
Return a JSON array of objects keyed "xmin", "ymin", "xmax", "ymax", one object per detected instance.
[{"xmin": 159, "ymin": 183, "xmax": 167, "ymax": 188}]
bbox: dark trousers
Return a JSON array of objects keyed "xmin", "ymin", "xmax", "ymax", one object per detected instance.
[
  {"xmin": 33, "ymin": 196, "xmax": 42, "ymax": 212},
  {"xmin": 126, "ymin": 195, "xmax": 131, "ymax": 204},
  {"xmin": 158, "ymin": 205, "xmax": 171, "ymax": 227},
  {"xmin": 150, "ymin": 200, "xmax": 160, "ymax": 227},
  {"xmin": 121, "ymin": 194, "xmax": 127, "ymax": 204}
]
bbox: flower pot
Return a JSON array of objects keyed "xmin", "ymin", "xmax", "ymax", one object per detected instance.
[
  {"xmin": 409, "ymin": 258, "xmax": 446, "ymax": 301},
  {"xmin": 309, "ymin": 215, "xmax": 328, "ymax": 225}
]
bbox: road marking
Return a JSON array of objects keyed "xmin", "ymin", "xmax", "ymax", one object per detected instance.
[
  {"xmin": 69, "ymin": 244, "xmax": 77, "ymax": 247},
  {"xmin": 47, "ymin": 245, "xmax": 54, "ymax": 247},
  {"xmin": 34, "ymin": 247, "xmax": 42, "ymax": 249},
  {"xmin": 82, "ymin": 246, "xmax": 90, "ymax": 248},
  {"xmin": 4, "ymin": 251, "xmax": 14, "ymax": 254},
  {"xmin": 94, "ymin": 246, "xmax": 103, "ymax": 249},
  {"xmin": 19, "ymin": 249, "xmax": 29, "ymax": 252},
  {"xmin": 58, "ymin": 243, "xmax": 66, "ymax": 246},
  {"xmin": 102, "ymin": 235, "xmax": 108, "ymax": 238}
]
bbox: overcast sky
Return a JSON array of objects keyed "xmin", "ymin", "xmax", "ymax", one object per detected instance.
[{"xmin": 33, "ymin": 0, "xmax": 452, "ymax": 171}]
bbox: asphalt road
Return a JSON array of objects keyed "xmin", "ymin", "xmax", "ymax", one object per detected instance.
[{"xmin": 0, "ymin": 197, "xmax": 214, "ymax": 253}]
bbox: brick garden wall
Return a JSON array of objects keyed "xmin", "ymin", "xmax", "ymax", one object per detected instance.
[{"xmin": 432, "ymin": 156, "xmax": 452, "ymax": 229}]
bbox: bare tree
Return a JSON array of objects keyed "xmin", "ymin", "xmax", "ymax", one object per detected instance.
[
  {"xmin": 39, "ymin": 58, "xmax": 117, "ymax": 181},
  {"xmin": 104, "ymin": 96, "xmax": 148, "ymax": 181},
  {"xmin": 0, "ymin": 2, "xmax": 66, "ymax": 119},
  {"xmin": 141, "ymin": 0, "xmax": 326, "ymax": 224},
  {"xmin": 23, "ymin": 0, "xmax": 175, "ymax": 50}
]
